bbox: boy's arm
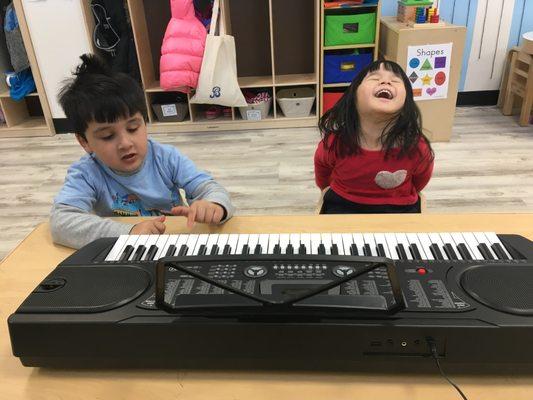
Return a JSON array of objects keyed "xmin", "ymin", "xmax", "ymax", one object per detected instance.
[
  {"xmin": 50, "ymin": 203, "xmax": 134, "ymax": 249},
  {"xmin": 187, "ymin": 180, "xmax": 235, "ymax": 222}
]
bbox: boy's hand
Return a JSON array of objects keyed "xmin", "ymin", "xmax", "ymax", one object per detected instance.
[
  {"xmin": 130, "ymin": 216, "xmax": 166, "ymax": 235},
  {"xmin": 171, "ymin": 200, "xmax": 225, "ymax": 229}
]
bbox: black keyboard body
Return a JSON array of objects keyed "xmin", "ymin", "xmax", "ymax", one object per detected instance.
[{"xmin": 8, "ymin": 234, "xmax": 533, "ymax": 369}]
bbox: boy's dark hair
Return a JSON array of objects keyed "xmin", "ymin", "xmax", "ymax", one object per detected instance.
[
  {"xmin": 58, "ymin": 53, "xmax": 147, "ymax": 138},
  {"xmin": 318, "ymin": 59, "xmax": 433, "ymax": 160}
]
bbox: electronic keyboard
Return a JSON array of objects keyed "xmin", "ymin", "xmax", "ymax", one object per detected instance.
[{"xmin": 8, "ymin": 232, "xmax": 533, "ymax": 369}]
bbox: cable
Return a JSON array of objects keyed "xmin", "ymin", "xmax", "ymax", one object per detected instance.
[{"xmin": 426, "ymin": 337, "xmax": 469, "ymax": 400}]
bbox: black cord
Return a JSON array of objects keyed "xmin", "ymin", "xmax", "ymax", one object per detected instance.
[{"xmin": 426, "ymin": 337, "xmax": 469, "ymax": 400}]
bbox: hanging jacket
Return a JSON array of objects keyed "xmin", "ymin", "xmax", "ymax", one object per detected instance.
[{"xmin": 160, "ymin": 0, "xmax": 207, "ymax": 92}]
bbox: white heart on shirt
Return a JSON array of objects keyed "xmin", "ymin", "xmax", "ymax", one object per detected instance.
[{"xmin": 375, "ymin": 170, "xmax": 407, "ymax": 189}]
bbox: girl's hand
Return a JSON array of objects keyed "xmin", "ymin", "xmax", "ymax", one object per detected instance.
[
  {"xmin": 171, "ymin": 200, "xmax": 225, "ymax": 229},
  {"xmin": 130, "ymin": 216, "xmax": 166, "ymax": 234}
]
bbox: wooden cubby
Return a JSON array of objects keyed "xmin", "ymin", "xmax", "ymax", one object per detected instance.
[
  {"xmin": 319, "ymin": 0, "xmax": 381, "ymax": 115},
  {"xmin": 0, "ymin": 0, "xmax": 54, "ymax": 137},
  {"xmin": 79, "ymin": 0, "xmax": 320, "ymax": 133}
]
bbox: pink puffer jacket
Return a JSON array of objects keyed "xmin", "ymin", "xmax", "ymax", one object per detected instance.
[{"xmin": 160, "ymin": 0, "xmax": 206, "ymax": 92}]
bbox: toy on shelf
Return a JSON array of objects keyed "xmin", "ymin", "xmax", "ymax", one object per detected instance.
[
  {"xmin": 397, "ymin": 0, "xmax": 444, "ymax": 27},
  {"xmin": 324, "ymin": 0, "xmax": 364, "ymax": 8}
]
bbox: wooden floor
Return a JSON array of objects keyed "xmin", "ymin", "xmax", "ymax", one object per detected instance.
[{"xmin": 0, "ymin": 106, "xmax": 531, "ymax": 261}]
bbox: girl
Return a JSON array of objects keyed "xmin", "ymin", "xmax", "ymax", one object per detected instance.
[{"xmin": 315, "ymin": 60, "xmax": 434, "ymax": 214}]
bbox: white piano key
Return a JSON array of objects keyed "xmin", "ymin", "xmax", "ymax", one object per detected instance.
[
  {"xmin": 205, "ymin": 234, "xmax": 219, "ymax": 255},
  {"xmin": 395, "ymin": 233, "xmax": 413, "ymax": 260},
  {"xmin": 106, "ymin": 235, "xmax": 129, "ymax": 261},
  {"xmin": 289, "ymin": 233, "xmax": 301, "ymax": 252},
  {"xmin": 440, "ymin": 232, "xmax": 463, "ymax": 260},
  {"xmin": 248, "ymin": 234, "xmax": 259, "ymax": 253},
  {"xmin": 473, "ymin": 232, "xmax": 498, "ymax": 259},
  {"xmin": 257, "ymin": 234, "xmax": 270, "ymax": 254},
  {"xmin": 374, "ymin": 233, "xmax": 391, "ymax": 258},
  {"xmin": 363, "ymin": 233, "xmax": 378, "ymax": 256},
  {"xmin": 352, "ymin": 233, "xmax": 364, "ymax": 256},
  {"xmin": 300, "ymin": 234, "xmax": 311, "ymax": 254},
  {"xmin": 193, "ymin": 234, "xmax": 209, "ymax": 255},
  {"xmin": 461, "ymin": 232, "xmax": 484, "ymax": 260},
  {"xmin": 383, "ymin": 233, "xmax": 399, "ymax": 260},
  {"xmin": 341, "ymin": 233, "xmax": 354, "ymax": 255},
  {"xmin": 153, "ymin": 234, "xmax": 170, "ymax": 260},
  {"xmin": 185, "ymin": 234, "xmax": 199, "ymax": 256},
  {"xmin": 118, "ymin": 235, "xmax": 140, "ymax": 261},
  {"xmin": 428, "ymin": 233, "xmax": 448, "ymax": 260},
  {"xmin": 268, "ymin": 234, "xmax": 280, "ymax": 254},
  {"xmin": 311, "ymin": 233, "xmax": 322, "ymax": 254},
  {"xmin": 406, "ymin": 233, "xmax": 427, "ymax": 259},
  {"xmin": 235, "ymin": 234, "xmax": 249, "ymax": 254},
  {"xmin": 160, "ymin": 234, "xmax": 180, "ymax": 258},
  {"xmin": 279, "ymin": 234, "xmax": 290, "ymax": 254},
  {"xmin": 417, "ymin": 233, "xmax": 435, "ymax": 260},
  {"xmin": 216, "ymin": 234, "xmax": 229, "ymax": 255},
  {"xmin": 484, "ymin": 232, "xmax": 513, "ymax": 259},
  {"xmin": 175, "ymin": 234, "xmax": 190, "ymax": 256},
  {"xmin": 140, "ymin": 235, "xmax": 160, "ymax": 261},
  {"xmin": 331, "ymin": 234, "xmax": 345, "ymax": 255},
  {"xmin": 227, "ymin": 234, "xmax": 239, "ymax": 255},
  {"xmin": 321, "ymin": 233, "xmax": 332, "ymax": 255}
]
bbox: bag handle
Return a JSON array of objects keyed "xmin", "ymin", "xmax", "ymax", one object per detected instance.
[{"xmin": 208, "ymin": 0, "xmax": 226, "ymax": 36}]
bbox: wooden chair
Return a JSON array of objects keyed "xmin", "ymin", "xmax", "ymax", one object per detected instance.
[{"xmin": 501, "ymin": 48, "xmax": 533, "ymax": 126}]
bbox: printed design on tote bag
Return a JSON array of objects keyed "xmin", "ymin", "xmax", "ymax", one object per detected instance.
[
  {"xmin": 374, "ymin": 170, "xmax": 407, "ymax": 189},
  {"xmin": 210, "ymin": 86, "xmax": 221, "ymax": 99}
]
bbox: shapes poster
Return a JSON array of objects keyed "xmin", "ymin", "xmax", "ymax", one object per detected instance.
[{"xmin": 407, "ymin": 43, "xmax": 452, "ymax": 101}]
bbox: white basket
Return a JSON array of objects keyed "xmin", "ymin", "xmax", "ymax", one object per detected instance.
[
  {"xmin": 238, "ymin": 98, "xmax": 272, "ymax": 120},
  {"xmin": 276, "ymin": 87, "xmax": 316, "ymax": 118}
]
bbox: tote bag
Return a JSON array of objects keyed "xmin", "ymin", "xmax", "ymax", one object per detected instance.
[{"xmin": 190, "ymin": 0, "xmax": 247, "ymax": 107}]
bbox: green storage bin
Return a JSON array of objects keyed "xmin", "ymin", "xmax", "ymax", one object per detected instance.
[{"xmin": 324, "ymin": 12, "xmax": 376, "ymax": 46}]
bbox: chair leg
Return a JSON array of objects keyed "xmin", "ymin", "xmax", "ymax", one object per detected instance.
[{"xmin": 502, "ymin": 52, "xmax": 519, "ymax": 116}]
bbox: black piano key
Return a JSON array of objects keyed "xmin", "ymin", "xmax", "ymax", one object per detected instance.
[
  {"xmin": 317, "ymin": 244, "xmax": 326, "ymax": 255},
  {"xmin": 457, "ymin": 243, "xmax": 473, "ymax": 260},
  {"xmin": 273, "ymin": 244, "xmax": 282, "ymax": 254},
  {"xmin": 491, "ymin": 243, "xmax": 509, "ymax": 260},
  {"xmin": 330, "ymin": 244, "xmax": 339, "ymax": 255},
  {"xmin": 477, "ymin": 243, "xmax": 494, "ymax": 260},
  {"xmin": 363, "ymin": 244, "xmax": 372, "ymax": 256},
  {"xmin": 210, "ymin": 245, "xmax": 219, "ymax": 255},
  {"xmin": 443, "ymin": 243, "xmax": 458, "ymax": 260},
  {"xmin": 132, "ymin": 245, "xmax": 146, "ymax": 261},
  {"xmin": 396, "ymin": 244, "xmax": 408, "ymax": 260},
  {"xmin": 350, "ymin": 244, "xmax": 358, "ymax": 256},
  {"xmin": 298, "ymin": 244, "xmax": 307, "ymax": 255},
  {"xmin": 223, "ymin": 244, "xmax": 232, "ymax": 255},
  {"xmin": 409, "ymin": 244, "xmax": 422, "ymax": 260},
  {"xmin": 119, "ymin": 245, "xmax": 134, "ymax": 261},
  {"xmin": 241, "ymin": 244, "xmax": 250, "ymax": 255},
  {"xmin": 376, "ymin": 244, "xmax": 386, "ymax": 257},
  {"xmin": 198, "ymin": 244, "xmax": 207, "ymax": 255},
  {"xmin": 429, "ymin": 244, "xmax": 444, "ymax": 260},
  {"xmin": 165, "ymin": 245, "xmax": 177, "ymax": 257},
  {"xmin": 254, "ymin": 244, "xmax": 262, "ymax": 254},
  {"xmin": 145, "ymin": 245, "xmax": 158, "ymax": 261},
  {"xmin": 178, "ymin": 245, "xmax": 189, "ymax": 256},
  {"xmin": 286, "ymin": 244, "xmax": 294, "ymax": 254}
]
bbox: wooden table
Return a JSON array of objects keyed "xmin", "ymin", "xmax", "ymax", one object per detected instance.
[{"xmin": 2, "ymin": 213, "xmax": 533, "ymax": 400}]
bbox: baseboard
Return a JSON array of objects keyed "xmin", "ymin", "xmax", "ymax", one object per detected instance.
[{"xmin": 457, "ymin": 90, "xmax": 499, "ymax": 106}]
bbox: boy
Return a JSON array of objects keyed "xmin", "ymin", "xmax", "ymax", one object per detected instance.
[{"xmin": 50, "ymin": 54, "xmax": 234, "ymax": 249}]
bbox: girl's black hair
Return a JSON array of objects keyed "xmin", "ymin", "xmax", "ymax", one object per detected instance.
[
  {"xmin": 318, "ymin": 59, "xmax": 433, "ymax": 160},
  {"xmin": 58, "ymin": 53, "xmax": 147, "ymax": 138}
]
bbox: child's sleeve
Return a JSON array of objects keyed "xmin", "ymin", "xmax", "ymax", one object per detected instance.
[
  {"xmin": 170, "ymin": 148, "xmax": 235, "ymax": 222},
  {"xmin": 412, "ymin": 140, "xmax": 434, "ymax": 192},
  {"xmin": 314, "ymin": 139, "xmax": 336, "ymax": 190},
  {"xmin": 51, "ymin": 162, "xmax": 134, "ymax": 249}
]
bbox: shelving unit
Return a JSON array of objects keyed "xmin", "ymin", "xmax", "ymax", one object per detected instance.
[
  {"xmin": 0, "ymin": 0, "xmax": 54, "ymax": 137},
  {"xmin": 319, "ymin": 0, "xmax": 381, "ymax": 115},
  {"xmin": 79, "ymin": 0, "xmax": 320, "ymax": 134}
]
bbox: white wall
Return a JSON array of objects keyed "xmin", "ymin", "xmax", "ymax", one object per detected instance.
[{"xmin": 21, "ymin": 0, "xmax": 91, "ymax": 118}]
